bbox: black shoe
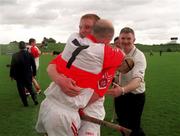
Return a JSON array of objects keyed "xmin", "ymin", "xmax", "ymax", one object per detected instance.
[
  {"xmin": 24, "ymin": 103, "xmax": 29, "ymax": 107},
  {"xmin": 34, "ymin": 101, "xmax": 38, "ymax": 105}
]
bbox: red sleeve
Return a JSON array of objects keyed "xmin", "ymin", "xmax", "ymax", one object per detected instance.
[
  {"xmin": 103, "ymin": 45, "xmax": 125, "ymax": 69},
  {"xmin": 49, "ymin": 54, "xmax": 62, "ymax": 74},
  {"xmin": 50, "ymin": 54, "xmax": 61, "ymax": 64},
  {"xmin": 31, "ymin": 46, "xmax": 40, "ymax": 58}
]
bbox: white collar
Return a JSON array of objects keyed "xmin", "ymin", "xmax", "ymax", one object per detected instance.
[{"xmin": 126, "ymin": 46, "xmax": 136, "ymax": 57}]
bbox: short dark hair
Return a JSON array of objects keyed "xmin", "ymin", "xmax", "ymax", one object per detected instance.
[
  {"xmin": 29, "ymin": 38, "xmax": 35, "ymax": 44},
  {"xmin": 120, "ymin": 27, "xmax": 135, "ymax": 35},
  {"xmin": 19, "ymin": 41, "xmax": 26, "ymax": 49},
  {"xmin": 114, "ymin": 37, "xmax": 119, "ymax": 42}
]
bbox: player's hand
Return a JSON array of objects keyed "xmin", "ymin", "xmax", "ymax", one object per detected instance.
[
  {"xmin": 106, "ymin": 82, "xmax": 123, "ymax": 97},
  {"xmin": 58, "ymin": 75, "xmax": 81, "ymax": 97},
  {"xmin": 47, "ymin": 64, "xmax": 81, "ymax": 97}
]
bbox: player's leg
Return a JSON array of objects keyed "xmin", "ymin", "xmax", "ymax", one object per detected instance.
[
  {"xmin": 36, "ymin": 99, "xmax": 81, "ymax": 136},
  {"xmin": 78, "ymin": 97, "xmax": 105, "ymax": 136}
]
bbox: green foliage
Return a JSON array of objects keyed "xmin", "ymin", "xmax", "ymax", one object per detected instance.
[
  {"xmin": 39, "ymin": 43, "xmax": 65, "ymax": 53},
  {"xmin": 0, "ymin": 43, "xmax": 65, "ymax": 55},
  {"xmin": 9, "ymin": 41, "xmax": 18, "ymax": 44},
  {"xmin": 47, "ymin": 37, "xmax": 56, "ymax": 43},
  {"xmin": 136, "ymin": 43, "xmax": 180, "ymax": 52},
  {"xmin": 0, "ymin": 44, "xmax": 19, "ymax": 55},
  {"xmin": 1, "ymin": 43, "xmax": 180, "ymax": 56},
  {"xmin": 167, "ymin": 48, "xmax": 172, "ymax": 52}
]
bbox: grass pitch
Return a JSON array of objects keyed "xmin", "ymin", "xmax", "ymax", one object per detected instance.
[{"xmin": 0, "ymin": 52, "xmax": 180, "ymax": 136}]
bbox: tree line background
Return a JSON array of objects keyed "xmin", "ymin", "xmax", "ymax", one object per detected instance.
[{"xmin": 0, "ymin": 40, "xmax": 180, "ymax": 56}]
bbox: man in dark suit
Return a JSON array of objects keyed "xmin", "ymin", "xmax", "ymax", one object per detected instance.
[{"xmin": 10, "ymin": 41, "xmax": 38, "ymax": 107}]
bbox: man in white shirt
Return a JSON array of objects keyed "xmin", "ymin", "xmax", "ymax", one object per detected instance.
[{"xmin": 107, "ymin": 27, "xmax": 146, "ymax": 136}]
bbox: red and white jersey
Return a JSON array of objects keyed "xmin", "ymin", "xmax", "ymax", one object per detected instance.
[
  {"xmin": 27, "ymin": 44, "xmax": 41, "ymax": 58},
  {"xmin": 51, "ymin": 33, "xmax": 125, "ymax": 97}
]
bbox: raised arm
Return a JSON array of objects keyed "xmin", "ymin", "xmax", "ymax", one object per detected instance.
[
  {"xmin": 106, "ymin": 57, "xmax": 145, "ymax": 97},
  {"xmin": 106, "ymin": 78, "xmax": 141, "ymax": 97}
]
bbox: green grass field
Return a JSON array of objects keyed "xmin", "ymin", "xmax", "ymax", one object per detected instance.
[{"xmin": 0, "ymin": 52, "xmax": 180, "ymax": 136}]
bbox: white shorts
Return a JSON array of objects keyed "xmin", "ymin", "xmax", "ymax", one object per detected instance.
[
  {"xmin": 78, "ymin": 97, "xmax": 105, "ymax": 136},
  {"xmin": 35, "ymin": 82, "xmax": 94, "ymax": 136},
  {"xmin": 35, "ymin": 57, "xmax": 39, "ymax": 70},
  {"xmin": 35, "ymin": 99, "xmax": 81, "ymax": 136}
]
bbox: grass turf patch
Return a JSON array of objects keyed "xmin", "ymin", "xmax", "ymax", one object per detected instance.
[{"xmin": 0, "ymin": 52, "xmax": 180, "ymax": 136}]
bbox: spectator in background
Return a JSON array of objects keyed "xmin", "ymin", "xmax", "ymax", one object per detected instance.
[
  {"xmin": 110, "ymin": 36, "xmax": 123, "ymax": 123},
  {"xmin": 107, "ymin": 27, "xmax": 147, "ymax": 136},
  {"xmin": 10, "ymin": 41, "xmax": 38, "ymax": 107},
  {"xmin": 27, "ymin": 38, "xmax": 41, "ymax": 70},
  {"xmin": 150, "ymin": 50, "xmax": 153, "ymax": 56},
  {"xmin": 113, "ymin": 36, "xmax": 122, "ymax": 49},
  {"xmin": 27, "ymin": 38, "xmax": 41, "ymax": 94},
  {"xmin": 41, "ymin": 37, "xmax": 48, "ymax": 49},
  {"xmin": 52, "ymin": 50, "xmax": 61, "ymax": 56},
  {"xmin": 160, "ymin": 50, "xmax": 162, "ymax": 56}
]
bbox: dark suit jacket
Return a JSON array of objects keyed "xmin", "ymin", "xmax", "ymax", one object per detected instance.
[{"xmin": 10, "ymin": 49, "xmax": 36, "ymax": 81}]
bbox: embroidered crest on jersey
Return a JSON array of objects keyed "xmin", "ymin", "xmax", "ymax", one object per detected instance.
[{"xmin": 98, "ymin": 72, "xmax": 113, "ymax": 90}]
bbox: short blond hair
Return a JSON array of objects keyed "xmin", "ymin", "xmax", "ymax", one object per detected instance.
[
  {"xmin": 80, "ymin": 14, "xmax": 100, "ymax": 23},
  {"xmin": 93, "ymin": 19, "xmax": 114, "ymax": 40}
]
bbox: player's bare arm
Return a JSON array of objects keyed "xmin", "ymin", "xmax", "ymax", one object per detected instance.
[{"xmin": 47, "ymin": 64, "xmax": 81, "ymax": 96}]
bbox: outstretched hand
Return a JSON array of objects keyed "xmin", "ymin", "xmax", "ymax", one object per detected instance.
[{"xmin": 106, "ymin": 82, "xmax": 123, "ymax": 97}]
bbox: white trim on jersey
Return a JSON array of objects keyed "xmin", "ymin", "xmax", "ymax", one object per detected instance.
[{"xmin": 62, "ymin": 33, "xmax": 105, "ymax": 74}]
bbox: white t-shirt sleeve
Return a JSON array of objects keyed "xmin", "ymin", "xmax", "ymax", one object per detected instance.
[{"xmin": 132, "ymin": 52, "xmax": 146, "ymax": 81}]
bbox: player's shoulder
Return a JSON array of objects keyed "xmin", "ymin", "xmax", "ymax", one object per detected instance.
[
  {"xmin": 67, "ymin": 32, "xmax": 81, "ymax": 41},
  {"xmin": 105, "ymin": 45, "xmax": 124, "ymax": 53}
]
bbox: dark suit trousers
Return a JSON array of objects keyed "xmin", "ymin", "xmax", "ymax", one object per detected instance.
[
  {"xmin": 115, "ymin": 93, "xmax": 145, "ymax": 136},
  {"xmin": 16, "ymin": 79, "xmax": 37, "ymax": 106}
]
